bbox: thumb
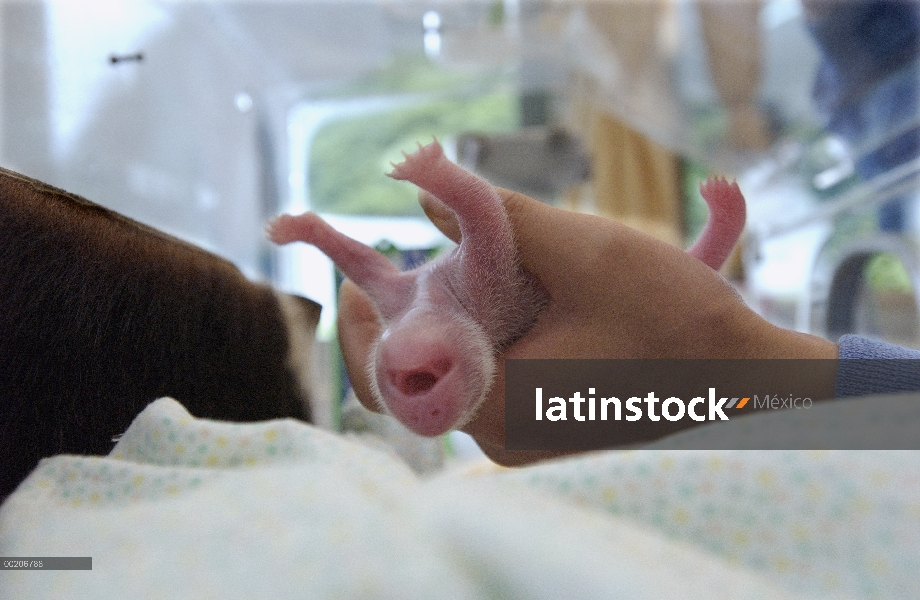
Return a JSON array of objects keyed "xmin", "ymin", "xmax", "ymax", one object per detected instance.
[
  {"xmin": 419, "ymin": 190, "xmax": 461, "ymax": 243},
  {"xmin": 336, "ymin": 279, "xmax": 383, "ymax": 413},
  {"xmin": 418, "ymin": 185, "xmax": 549, "ymax": 246}
]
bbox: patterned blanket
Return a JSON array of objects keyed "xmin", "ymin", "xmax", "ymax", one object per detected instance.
[{"xmin": 2, "ymin": 396, "xmax": 917, "ymax": 599}]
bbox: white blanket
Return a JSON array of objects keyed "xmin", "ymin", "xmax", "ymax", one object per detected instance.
[{"xmin": 2, "ymin": 396, "xmax": 918, "ymax": 599}]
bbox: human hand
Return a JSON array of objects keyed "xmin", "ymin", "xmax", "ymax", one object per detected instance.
[{"xmin": 337, "ymin": 187, "xmax": 838, "ymax": 465}]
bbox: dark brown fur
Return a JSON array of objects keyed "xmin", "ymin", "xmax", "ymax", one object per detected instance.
[{"xmin": 0, "ymin": 167, "xmax": 320, "ymax": 500}]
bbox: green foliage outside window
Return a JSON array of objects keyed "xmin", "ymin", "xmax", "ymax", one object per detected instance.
[{"xmin": 308, "ymin": 57, "xmax": 519, "ymax": 216}]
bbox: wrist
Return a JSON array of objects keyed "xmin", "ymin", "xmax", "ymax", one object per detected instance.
[
  {"xmin": 704, "ymin": 300, "xmax": 839, "ymax": 401},
  {"xmin": 700, "ymin": 295, "xmax": 839, "ymax": 360}
]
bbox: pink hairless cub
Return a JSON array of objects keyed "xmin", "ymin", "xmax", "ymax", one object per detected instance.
[
  {"xmin": 268, "ymin": 140, "xmax": 546, "ymax": 436},
  {"xmin": 268, "ymin": 140, "xmax": 746, "ymax": 437}
]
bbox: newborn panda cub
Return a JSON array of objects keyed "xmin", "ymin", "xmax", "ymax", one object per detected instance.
[{"xmin": 269, "ymin": 140, "xmax": 745, "ymax": 437}]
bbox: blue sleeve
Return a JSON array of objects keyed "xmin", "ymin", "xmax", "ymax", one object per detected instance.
[
  {"xmin": 835, "ymin": 334, "xmax": 920, "ymax": 397},
  {"xmin": 806, "ymin": 0, "xmax": 920, "ymax": 116}
]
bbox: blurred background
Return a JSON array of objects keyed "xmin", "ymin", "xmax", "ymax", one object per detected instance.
[{"xmin": 2, "ymin": 1, "xmax": 918, "ymax": 430}]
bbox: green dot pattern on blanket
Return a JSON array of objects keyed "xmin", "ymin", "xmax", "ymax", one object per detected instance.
[
  {"xmin": 26, "ymin": 459, "xmax": 212, "ymax": 507},
  {"xmin": 110, "ymin": 413, "xmax": 298, "ymax": 468},
  {"xmin": 502, "ymin": 450, "xmax": 920, "ymax": 599},
  {"xmin": 19, "ymin": 397, "xmax": 417, "ymax": 508}
]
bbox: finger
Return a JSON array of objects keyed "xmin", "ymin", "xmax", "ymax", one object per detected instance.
[
  {"xmin": 336, "ymin": 279, "xmax": 384, "ymax": 414},
  {"xmin": 418, "ymin": 185, "xmax": 565, "ymax": 249},
  {"xmin": 419, "ymin": 190, "xmax": 461, "ymax": 243}
]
